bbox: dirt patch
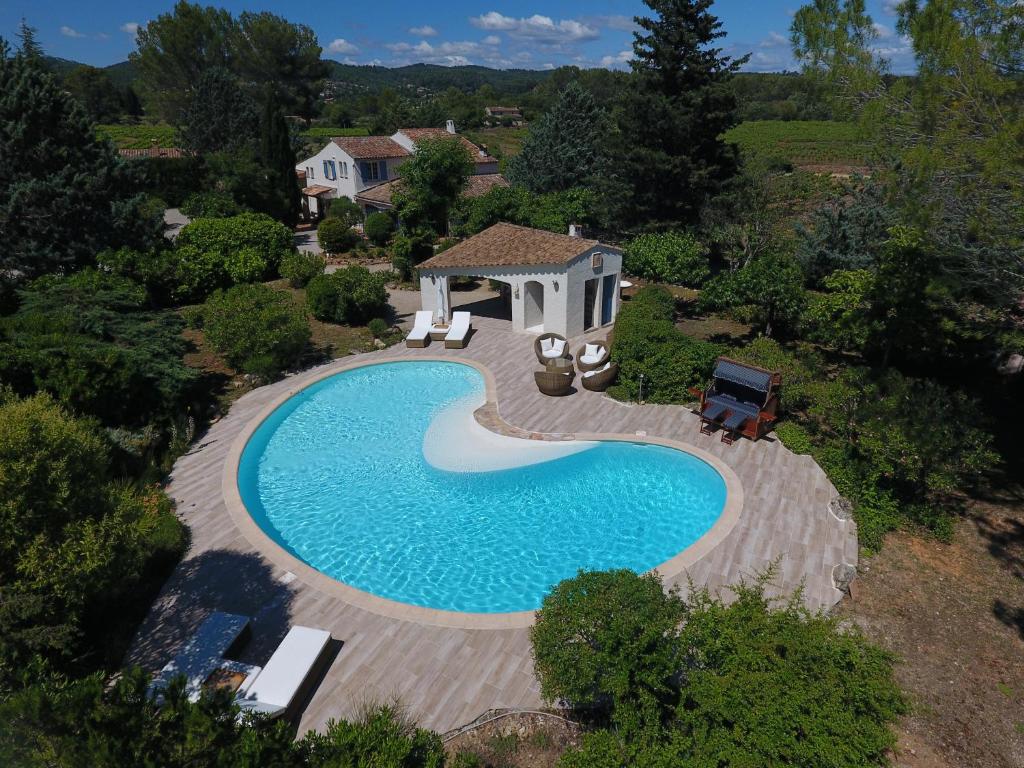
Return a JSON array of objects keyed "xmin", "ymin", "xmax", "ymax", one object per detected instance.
[
  {"xmin": 838, "ymin": 494, "xmax": 1024, "ymax": 768},
  {"xmin": 444, "ymin": 712, "xmax": 580, "ymax": 768}
]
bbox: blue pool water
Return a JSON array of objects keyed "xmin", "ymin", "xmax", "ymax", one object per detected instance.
[{"xmin": 239, "ymin": 361, "xmax": 726, "ymax": 613}]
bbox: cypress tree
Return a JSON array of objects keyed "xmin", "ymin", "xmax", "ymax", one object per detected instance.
[
  {"xmin": 616, "ymin": 0, "xmax": 746, "ymax": 230},
  {"xmin": 259, "ymin": 87, "xmax": 300, "ymax": 227}
]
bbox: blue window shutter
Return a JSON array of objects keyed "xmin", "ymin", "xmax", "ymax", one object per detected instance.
[
  {"xmin": 380, "ymin": 162, "xmax": 388, "ymax": 180},
  {"xmin": 360, "ymin": 161, "xmax": 370, "ymax": 178}
]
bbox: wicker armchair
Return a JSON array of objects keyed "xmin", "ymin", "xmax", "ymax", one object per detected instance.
[
  {"xmin": 575, "ymin": 342, "xmax": 611, "ymax": 373},
  {"xmin": 534, "ymin": 333, "xmax": 571, "ymax": 365},
  {"xmin": 580, "ymin": 362, "xmax": 619, "ymax": 392},
  {"xmin": 534, "ymin": 368, "xmax": 576, "ymax": 396}
]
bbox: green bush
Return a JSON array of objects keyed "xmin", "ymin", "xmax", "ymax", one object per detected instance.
[
  {"xmin": 532, "ymin": 569, "xmax": 685, "ymax": 731},
  {"xmin": 196, "ymin": 284, "xmax": 310, "ymax": 378},
  {"xmin": 325, "ymin": 196, "xmax": 364, "ymax": 227},
  {"xmin": 607, "ymin": 287, "xmax": 722, "ymax": 403},
  {"xmin": 774, "ymin": 422, "xmax": 814, "ymax": 454},
  {"xmin": 173, "ymin": 212, "xmax": 294, "ymax": 301},
  {"xmin": 623, "ymin": 232, "xmax": 710, "ymax": 286},
  {"xmin": 364, "ymin": 212, "xmax": 393, "ymax": 246},
  {"xmin": 698, "ymin": 253, "xmax": 807, "ymax": 338},
  {"xmin": 306, "ymin": 267, "xmax": 388, "ymax": 325},
  {"xmin": 368, "ymin": 318, "xmax": 389, "ymax": 339},
  {"xmin": 97, "ymin": 246, "xmax": 180, "ymax": 306},
  {"xmin": 280, "ymin": 251, "xmax": 326, "ymax": 288},
  {"xmin": 0, "ymin": 270, "xmax": 197, "ymax": 430},
  {"xmin": 333, "ymin": 266, "xmax": 389, "ymax": 324},
  {"xmin": 558, "ymin": 572, "xmax": 906, "ymax": 768},
  {"xmin": 318, "ymin": 217, "xmax": 359, "ymax": 254},
  {"xmin": 305, "ymin": 274, "xmax": 339, "ymax": 321},
  {"xmin": 180, "ymin": 190, "xmax": 240, "ymax": 218}
]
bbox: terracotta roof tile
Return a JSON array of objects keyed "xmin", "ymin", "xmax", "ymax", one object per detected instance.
[
  {"xmin": 419, "ymin": 222, "xmax": 611, "ymax": 270},
  {"xmin": 397, "ymin": 128, "xmax": 497, "ymax": 164},
  {"xmin": 118, "ymin": 147, "xmax": 187, "ymax": 159},
  {"xmin": 354, "ymin": 174, "xmax": 509, "ymax": 209},
  {"xmin": 331, "ymin": 136, "xmax": 410, "ymax": 160},
  {"xmin": 301, "ymin": 185, "xmax": 334, "ymax": 196}
]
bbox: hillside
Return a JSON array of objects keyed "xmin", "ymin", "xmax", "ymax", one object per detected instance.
[{"xmin": 323, "ymin": 61, "xmax": 549, "ymax": 95}]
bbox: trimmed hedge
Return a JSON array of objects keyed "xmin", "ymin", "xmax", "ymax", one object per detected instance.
[
  {"xmin": 280, "ymin": 251, "xmax": 326, "ymax": 288},
  {"xmin": 608, "ymin": 286, "xmax": 722, "ymax": 403},
  {"xmin": 306, "ymin": 266, "xmax": 388, "ymax": 325}
]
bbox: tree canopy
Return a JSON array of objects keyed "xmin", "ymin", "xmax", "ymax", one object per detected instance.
[{"xmin": 614, "ymin": 0, "xmax": 746, "ymax": 230}]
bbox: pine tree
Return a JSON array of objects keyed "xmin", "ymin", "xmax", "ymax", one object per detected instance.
[
  {"xmin": 616, "ymin": 0, "xmax": 746, "ymax": 230},
  {"xmin": 259, "ymin": 87, "xmax": 300, "ymax": 226},
  {"xmin": 506, "ymin": 82, "xmax": 611, "ymax": 194},
  {"xmin": 0, "ymin": 40, "xmax": 162, "ymax": 291},
  {"xmin": 16, "ymin": 19, "xmax": 43, "ymax": 62}
]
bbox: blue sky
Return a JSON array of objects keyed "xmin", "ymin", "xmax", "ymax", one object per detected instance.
[{"xmin": 1, "ymin": 1, "xmax": 914, "ymax": 72}]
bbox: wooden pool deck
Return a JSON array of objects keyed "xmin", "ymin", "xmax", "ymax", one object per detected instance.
[{"xmin": 127, "ymin": 315, "xmax": 856, "ymax": 735}]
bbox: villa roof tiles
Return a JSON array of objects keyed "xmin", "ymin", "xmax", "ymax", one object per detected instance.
[
  {"xmin": 331, "ymin": 136, "xmax": 410, "ymax": 159},
  {"xmin": 418, "ymin": 222, "xmax": 608, "ymax": 270},
  {"xmin": 354, "ymin": 173, "xmax": 509, "ymax": 209},
  {"xmin": 397, "ymin": 128, "xmax": 497, "ymax": 164}
]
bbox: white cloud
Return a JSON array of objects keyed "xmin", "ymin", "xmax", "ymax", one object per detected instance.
[
  {"xmin": 95, "ymin": 32, "xmax": 109, "ymax": 40},
  {"xmin": 470, "ymin": 12, "xmax": 599, "ymax": 43},
  {"xmin": 409, "ymin": 25, "xmax": 437, "ymax": 36},
  {"xmin": 600, "ymin": 49, "xmax": 632, "ymax": 68},
  {"xmin": 761, "ymin": 31, "xmax": 788, "ymax": 47},
  {"xmin": 328, "ymin": 38, "xmax": 359, "ymax": 54},
  {"xmin": 386, "ymin": 39, "xmax": 486, "ymax": 66},
  {"xmin": 60, "ymin": 25, "xmax": 85, "ymax": 38},
  {"xmin": 882, "ymin": 0, "xmax": 902, "ymax": 15},
  {"xmin": 120, "ymin": 22, "xmax": 140, "ymax": 36},
  {"xmin": 872, "ymin": 22, "xmax": 894, "ymax": 40},
  {"xmin": 482, "ymin": 35, "xmax": 501, "ymax": 46}
]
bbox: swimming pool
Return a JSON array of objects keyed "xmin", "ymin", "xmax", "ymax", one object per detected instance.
[{"xmin": 238, "ymin": 361, "xmax": 727, "ymax": 614}]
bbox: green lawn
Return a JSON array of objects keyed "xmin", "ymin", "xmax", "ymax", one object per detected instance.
[{"xmin": 724, "ymin": 120, "xmax": 873, "ymax": 169}]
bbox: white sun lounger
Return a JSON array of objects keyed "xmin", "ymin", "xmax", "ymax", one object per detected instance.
[
  {"xmin": 406, "ymin": 310, "xmax": 433, "ymax": 348},
  {"xmin": 235, "ymin": 626, "xmax": 332, "ymax": 719},
  {"xmin": 444, "ymin": 311, "xmax": 472, "ymax": 349}
]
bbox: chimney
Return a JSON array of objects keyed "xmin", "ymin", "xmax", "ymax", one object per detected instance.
[
  {"xmin": 445, "ymin": 119, "xmax": 456, "ymax": 134},
  {"xmin": 568, "ymin": 223, "xmax": 583, "ymax": 238}
]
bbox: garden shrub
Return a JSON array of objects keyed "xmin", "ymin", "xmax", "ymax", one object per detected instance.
[
  {"xmin": 280, "ymin": 251, "xmax": 326, "ymax": 288},
  {"xmin": 364, "ymin": 212, "xmax": 393, "ymax": 246},
  {"xmin": 368, "ymin": 318, "xmax": 389, "ymax": 339},
  {"xmin": 698, "ymin": 252, "xmax": 807, "ymax": 338},
  {"xmin": 325, "ymin": 196, "xmax": 363, "ymax": 227},
  {"xmin": 557, "ymin": 572, "xmax": 906, "ymax": 768},
  {"xmin": 623, "ymin": 231, "xmax": 710, "ymax": 286},
  {"xmin": 305, "ymin": 274, "xmax": 339, "ymax": 321},
  {"xmin": 531, "ymin": 569, "xmax": 685, "ymax": 731},
  {"xmin": 731, "ymin": 337, "xmax": 824, "ymax": 413},
  {"xmin": 180, "ymin": 190, "xmax": 240, "ymax": 218},
  {"xmin": 97, "ymin": 246, "xmax": 179, "ymax": 306},
  {"xmin": 0, "ymin": 270, "xmax": 197, "ymax": 430},
  {"xmin": 774, "ymin": 422, "xmax": 813, "ymax": 454},
  {"xmin": 195, "ymin": 284, "xmax": 310, "ymax": 378},
  {"xmin": 317, "ymin": 217, "xmax": 359, "ymax": 254},
  {"xmin": 173, "ymin": 212, "xmax": 294, "ymax": 301},
  {"xmin": 607, "ymin": 286, "xmax": 721, "ymax": 403},
  {"xmin": 332, "ymin": 265, "xmax": 389, "ymax": 324}
]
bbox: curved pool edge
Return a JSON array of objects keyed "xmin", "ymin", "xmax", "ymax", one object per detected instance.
[{"xmin": 221, "ymin": 354, "xmax": 745, "ymax": 631}]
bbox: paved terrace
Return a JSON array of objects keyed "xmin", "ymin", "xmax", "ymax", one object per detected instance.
[{"xmin": 128, "ymin": 309, "xmax": 857, "ymax": 735}]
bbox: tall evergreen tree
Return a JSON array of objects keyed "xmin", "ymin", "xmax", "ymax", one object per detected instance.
[
  {"xmin": 506, "ymin": 81, "xmax": 611, "ymax": 194},
  {"xmin": 259, "ymin": 88, "xmax": 300, "ymax": 226},
  {"xmin": 615, "ymin": 0, "xmax": 746, "ymax": 230},
  {"xmin": 16, "ymin": 19, "xmax": 43, "ymax": 62},
  {"xmin": 0, "ymin": 39, "xmax": 162, "ymax": 293},
  {"xmin": 179, "ymin": 67, "xmax": 259, "ymax": 155}
]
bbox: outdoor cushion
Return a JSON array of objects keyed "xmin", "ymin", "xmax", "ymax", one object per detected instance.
[
  {"xmin": 541, "ymin": 338, "xmax": 554, "ymax": 352},
  {"xmin": 581, "ymin": 346, "xmax": 606, "ymax": 365},
  {"xmin": 552, "ymin": 339, "xmax": 566, "ymax": 355},
  {"xmin": 702, "ymin": 401, "xmax": 727, "ymax": 420},
  {"xmin": 583, "ymin": 362, "xmax": 611, "ymax": 378},
  {"xmin": 724, "ymin": 411, "xmax": 748, "ymax": 430},
  {"xmin": 585, "ymin": 343, "xmax": 599, "ymax": 358},
  {"xmin": 445, "ymin": 312, "xmax": 470, "ymax": 342}
]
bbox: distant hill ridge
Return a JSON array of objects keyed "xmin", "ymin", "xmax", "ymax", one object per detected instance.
[{"xmin": 42, "ymin": 56, "xmax": 552, "ymax": 95}]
